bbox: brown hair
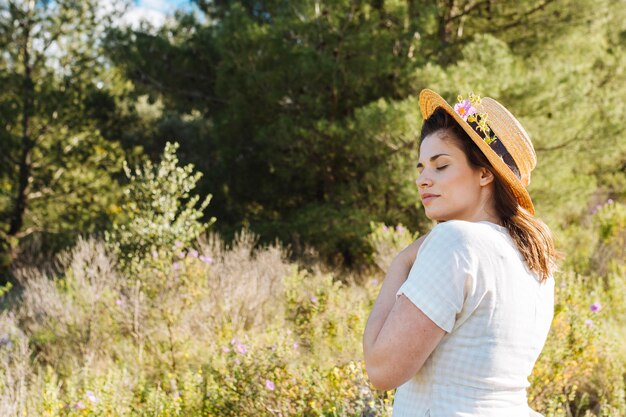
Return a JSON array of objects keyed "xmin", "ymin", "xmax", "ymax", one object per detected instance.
[{"xmin": 420, "ymin": 108, "xmax": 558, "ymax": 282}]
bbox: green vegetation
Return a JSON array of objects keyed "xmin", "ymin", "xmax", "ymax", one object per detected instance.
[{"xmin": 0, "ymin": 0, "xmax": 625, "ymax": 415}]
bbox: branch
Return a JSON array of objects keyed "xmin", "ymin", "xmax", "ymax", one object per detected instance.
[
  {"xmin": 487, "ymin": 0, "xmax": 558, "ymax": 33},
  {"xmin": 135, "ymin": 67, "xmax": 227, "ymax": 104},
  {"xmin": 0, "ymin": 148, "xmax": 20, "ymax": 166},
  {"xmin": 447, "ymin": 0, "xmax": 489, "ymax": 22},
  {"xmin": 534, "ymin": 135, "xmax": 578, "ymax": 152}
]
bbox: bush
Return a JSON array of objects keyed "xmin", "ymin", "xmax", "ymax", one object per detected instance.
[{"xmin": 106, "ymin": 142, "xmax": 215, "ymax": 271}]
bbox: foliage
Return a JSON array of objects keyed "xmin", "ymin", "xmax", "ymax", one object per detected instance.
[
  {"xmin": 0, "ymin": 0, "xmax": 127, "ymax": 273},
  {"xmin": 0, "ymin": 213, "xmax": 624, "ymax": 415},
  {"xmin": 0, "ymin": 0, "xmax": 626, "ymax": 415},
  {"xmin": 106, "ymin": 142, "xmax": 215, "ymax": 270},
  {"xmin": 366, "ymin": 222, "xmax": 420, "ymax": 272}
]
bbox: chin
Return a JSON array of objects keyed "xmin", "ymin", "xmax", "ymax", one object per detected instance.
[
  {"xmin": 424, "ymin": 210, "xmax": 444, "ymax": 222},
  {"xmin": 424, "ymin": 209, "xmax": 453, "ymax": 223}
]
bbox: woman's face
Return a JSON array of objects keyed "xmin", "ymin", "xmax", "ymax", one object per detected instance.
[{"xmin": 416, "ymin": 130, "xmax": 493, "ymax": 222}]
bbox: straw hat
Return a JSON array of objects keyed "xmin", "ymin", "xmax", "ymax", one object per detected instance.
[{"xmin": 419, "ymin": 89, "xmax": 537, "ymax": 215}]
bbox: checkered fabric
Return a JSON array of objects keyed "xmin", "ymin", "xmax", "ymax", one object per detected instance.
[{"xmin": 393, "ymin": 220, "xmax": 554, "ymax": 417}]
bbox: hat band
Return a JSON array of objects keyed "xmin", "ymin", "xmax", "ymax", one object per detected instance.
[{"xmin": 467, "ymin": 119, "xmax": 521, "ymax": 180}]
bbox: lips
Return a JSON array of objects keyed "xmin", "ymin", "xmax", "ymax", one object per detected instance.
[{"xmin": 420, "ymin": 193, "xmax": 439, "ymax": 204}]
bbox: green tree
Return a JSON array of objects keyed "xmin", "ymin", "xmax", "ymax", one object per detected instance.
[
  {"xmin": 105, "ymin": 0, "xmax": 626, "ymax": 265},
  {"xmin": 0, "ymin": 0, "xmax": 127, "ymax": 274}
]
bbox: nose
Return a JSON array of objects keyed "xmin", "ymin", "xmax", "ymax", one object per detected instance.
[{"xmin": 416, "ymin": 170, "xmax": 432, "ymax": 188}]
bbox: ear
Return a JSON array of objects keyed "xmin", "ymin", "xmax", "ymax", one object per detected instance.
[{"xmin": 478, "ymin": 168, "xmax": 495, "ymax": 187}]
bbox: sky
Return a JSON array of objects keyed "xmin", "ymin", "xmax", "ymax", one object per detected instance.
[{"xmin": 126, "ymin": 0, "xmax": 200, "ymax": 28}]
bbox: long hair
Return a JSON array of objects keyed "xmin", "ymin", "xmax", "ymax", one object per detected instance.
[{"xmin": 420, "ymin": 108, "xmax": 558, "ymax": 281}]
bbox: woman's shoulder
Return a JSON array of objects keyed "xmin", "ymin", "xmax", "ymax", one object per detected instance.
[
  {"xmin": 425, "ymin": 220, "xmax": 504, "ymax": 249},
  {"xmin": 429, "ymin": 219, "xmax": 489, "ymax": 238}
]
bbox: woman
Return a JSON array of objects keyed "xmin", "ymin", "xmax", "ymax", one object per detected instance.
[{"xmin": 363, "ymin": 89, "xmax": 557, "ymax": 417}]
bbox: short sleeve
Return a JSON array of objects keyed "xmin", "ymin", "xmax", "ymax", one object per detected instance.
[{"xmin": 396, "ymin": 221, "xmax": 477, "ymax": 332}]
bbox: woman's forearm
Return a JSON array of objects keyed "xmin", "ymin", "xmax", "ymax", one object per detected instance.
[
  {"xmin": 363, "ymin": 236, "xmax": 427, "ymax": 370},
  {"xmin": 363, "ymin": 255, "xmax": 413, "ymax": 362}
]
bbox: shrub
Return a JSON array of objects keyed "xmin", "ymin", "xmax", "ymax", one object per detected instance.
[
  {"xmin": 106, "ymin": 142, "xmax": 215, "ymax": 271},
  {"xmin": 366, "ymin": 222, "xmax": 419, "ymax": 272}
]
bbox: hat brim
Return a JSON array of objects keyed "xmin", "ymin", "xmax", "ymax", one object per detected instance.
[{"xmin": 419, "ymin": 89, "xmax": 535, "ymax": 215}]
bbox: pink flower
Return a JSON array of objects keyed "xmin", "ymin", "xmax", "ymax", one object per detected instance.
[
  {"xmin": 396, "ymin": 225, "xmax": 404, "ymax": 234},
  {"xmin": 585, "ymin": 319, "xmax": 594, "ymax": 328},
  {"xmin": 382, "ymin": 225, "xmax": 389, "ymax": 232},
  {"xmin": 115, "ymin": 299, "xmax": 124, "ymax": 307},
  {"xmin": 265, "ymin": 379, "xmax": 275, "ymax": 391},
  {"xmin": 199, "ymin": 255, "xmax": 213, "ymax": 264},
  {"xmin": 454, "ymin": 99, "xmax": 476, "ymax": 121},
  {"xmin": 175, "ymin": 240, "xmax": 183, "ymax": 248},
  {"xmin": 73, "ymin": 401, "xmax": 86, "ymax": 410},
  {"xmin": 188, "ymin": 249, "xmax": 199, "ymax": 258},
  {"xmin": 590, "ymin": 302, "xmax": 602, "ymax": 313},
  {"xmin": 151, "ymin": 250, "xmax": 158, "ymax": 259},
  {"xmin": 236, "ymin": 343, "xmax": 248, "ymax": 354},
  {"xmin": 292, "ymin": 341, "xmax": 299, "ymax": 350},
  {"xmin": 310, "ymin": 296, "xmax": 318, "ymax": 304},
  {"xmin": 370, "ymin": 279, "xmax": 379, "ymax": 286},
  {"xmin": 172, "ymin": 262, "xmax": 181, "ymax": 271},
  {"xmin": 222, "ymin": 346, "xmax": 231, "ymax": 353},
  {"xmin": 86, "ymin": 390, "xmax": 98, "ymax": 403}
]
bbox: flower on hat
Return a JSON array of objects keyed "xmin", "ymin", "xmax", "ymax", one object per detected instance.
[
  {"xmin": 455, "ymin": 93, "xmax": 497, "ymax": 145},
  {"xmin": 453, "ymin": 99, "xmax": 476, "ymax": 121}
]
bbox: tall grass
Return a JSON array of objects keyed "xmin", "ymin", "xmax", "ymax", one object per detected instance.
[{"xmin": 0, "ymin": 203, "xmax": 625, "ymax": 416}]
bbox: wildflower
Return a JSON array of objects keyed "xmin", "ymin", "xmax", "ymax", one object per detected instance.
[
  {"xmin": 585, "ymin": 319, "xmax": 594, "ymax": 328},
  {"xmin": 310, "ymin": 296, "xmax": 318, "ymax": 304},
  {"xmin": 230, "ymin": 337, "xmax": 240, "ymax": 344},
  {"xmin": 453, "ymin": 99, "xmax": 476, "ymax": 122},
  {"xmin": 236, "ymin": 343, "xmax": 248, "ymax": 354},
  {"xmin": 382, "ymin": 225, "xmax": 389, "ymax": 232},
  {"xmin": 607, "ymin": 198, "xmax": 614, "ymax": 204},
  {"xmin": 0, "ymin": 337, "xmax": 13, "ymax": 349},
  {"xmin": 151, "ymin": 250, "xmax": 158, "ymax": 259},
  {"xmin": 173, "ymin": 262, "xmax": 181, "ymax": 271},
  {"xmin": 188, "ymin": 249, "xmax": 199, "ymax": 258},
  {"xmin": 177, "ymin": 251, "xmax": 185, "ymax": 259},
  {"xmin": 370, "ymin": 279, "xmax": 379, "ymax": 286},
  {"xmin": 175, "ymin": 240, "xmax": 183, "ymax": 248},
  {"xmin": 115, "ymin": 299, "xmax": 124, "ymax": 307},
  {"xmin": 292, "ymin": 341, "xmax": 299, "ymax": 350},
  {"xmin": 265, "ymin": 379, "xmax": 276, "ymax": 391},
  {"xmin": 455, "ymin": 93, "xmax": 497, "ymax": 144},
  {"xmin": 222, "ymin": 346, "xmax": 231, "ymax": 353},
  {"xmin": 396, "ymin": 225, "xmax": 404, "ymax": 234},
  {"xmin": 86, "ymin": 390, "xmax": 98, "ymax": 403},
  {"xmin": 73, "ymin": 401, "xmax": 86, "ymax": 410},
  {"xmin": 199, "ymin": 255, "xmax": 213, "ymax": 264},
  {"xmin": 590, "ymin": 302, "xmax": 602, "ymax": 313}
]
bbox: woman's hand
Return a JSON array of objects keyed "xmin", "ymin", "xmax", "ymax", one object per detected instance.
[{"xmin": 394, "ymin": 233, "xmax": 429, "ymax": 271}]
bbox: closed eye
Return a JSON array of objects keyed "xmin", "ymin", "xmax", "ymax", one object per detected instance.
[{"xmin": 436, "ymin": 165, "xmax": 449, "ymax": 171}]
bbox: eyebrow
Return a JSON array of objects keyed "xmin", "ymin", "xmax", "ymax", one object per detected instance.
[{"xmin": 416, "ymin": 153, "xmax": 451, "ymax": 169}]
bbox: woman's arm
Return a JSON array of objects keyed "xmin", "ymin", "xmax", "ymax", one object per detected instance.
[
  {"xmin": 362, "ymin": 234, "xmax": 445, "ymax": 391},
  {"xmin": 363, "ymin": 236, "xmax": 427, "ymax": 350}
]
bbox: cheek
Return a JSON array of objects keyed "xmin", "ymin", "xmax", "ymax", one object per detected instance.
[{"xmin": 445, "ymin": 167, "xmax": 480, "ymax": 193}]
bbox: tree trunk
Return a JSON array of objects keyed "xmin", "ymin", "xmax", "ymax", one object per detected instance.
[{"xmin": 7, "ymin": 7, "xmax": 35, "ymax": 264}]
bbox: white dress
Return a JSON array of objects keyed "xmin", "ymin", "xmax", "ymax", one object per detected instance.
[{"xmin": 393, "ymin": 220, "xmax": 554, "ymax": 417}]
